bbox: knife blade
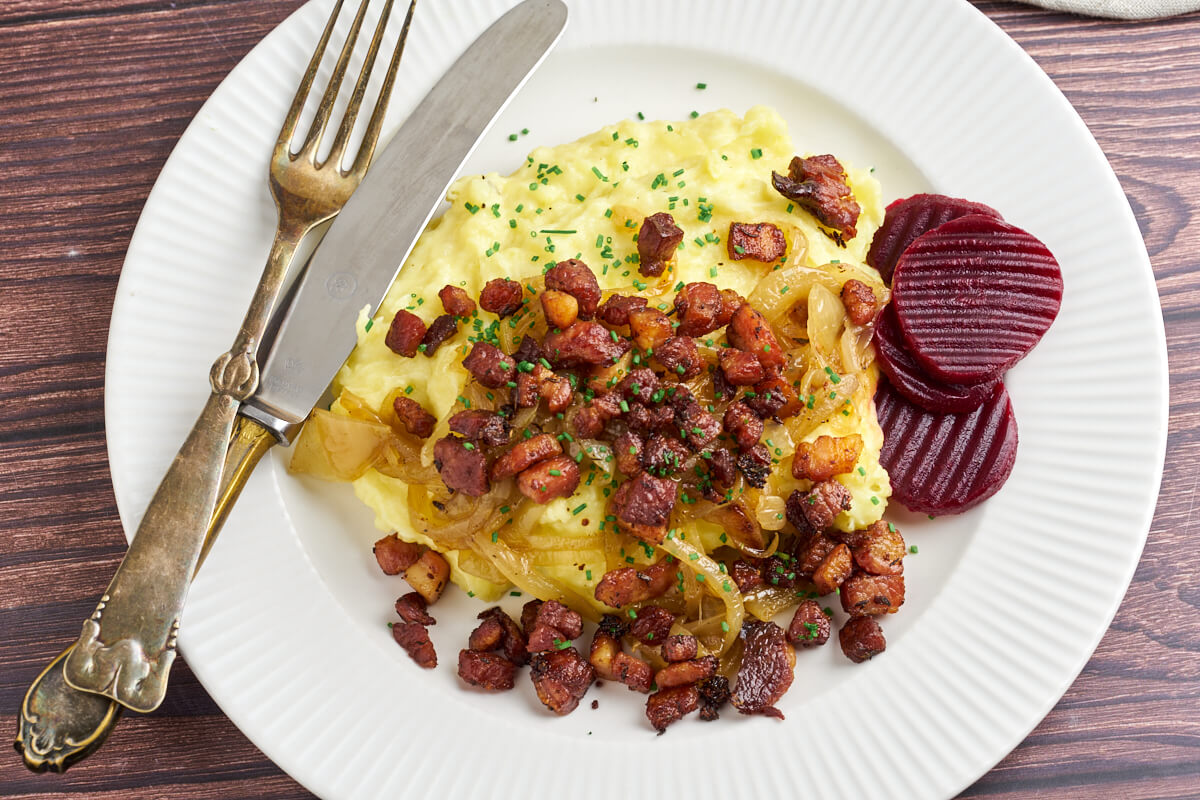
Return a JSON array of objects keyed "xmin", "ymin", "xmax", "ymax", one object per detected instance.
[{"xmin": 243, "ymin": 0, "xmax": 568, "ymax": 443}]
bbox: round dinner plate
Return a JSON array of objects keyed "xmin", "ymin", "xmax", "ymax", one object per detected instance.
[{"xmin": 104, "ymin": 1, "xmax": 1168, "ymax": 798}]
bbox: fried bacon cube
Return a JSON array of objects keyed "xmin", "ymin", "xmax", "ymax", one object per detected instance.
[
  {"xmin": 850, "ymin": 520, "xmax": 907, "ymax": 576},
  {"xmin": 479, "ymin": 277, "xmax": 524, "ymax": 317},
  {"xmin": 787, "ymin": 600, "xmax": 830, "ymax": 648},
  {"xmin": 594, "ymin": 558, "xmax": 676, "ymax": 608},
  {"xmin": 461, "ymin": 342, "xmax": 517, "ymax": 389},
  {"xmin": 747, "ymin": 375, "xmax": 804, "ymax": 420},
  {"xmin": 448, "ymin": 409, "xmax": 510, "ymax": 447},
  {"xmin": 610, "ymin": 472, "xmax": 677, "ymax": 545},
  {"xmin": 771, "ymin": 154, "xmax": 862, "ymax": 241},
  {"xmin": 545, "ymin": 258, "xmax": 601, "ymax": 320},
  {"xmin": 469, "ymin": 607, "xmax": 528, "ymax": 665},
  {"xmin": 529, "ymin": 648, "xmax": 596, "ymax": 715},
  {"xmin": 384, "ymin": 309, "xmax": 427, "ymax": 357},
  {"xmin": 373, "ymin": 533, "xmax": 423, "ymax": 575},
  {"xmin": 628, "ymin": 308, "xmax": 674, "ymax": 352},
  {"xmin": 840, "ymin": 571, "xmax": 905, "ymax": 617},
  {"xmin": 673, "ymin": 282, "xmax": 723, "ymax": 337},
  {"xmin": 791, "ymin": 434, "xmax": 864, "ymax": 482},
  {"xmin": 718, "ymin": 349, "xmax": 765, "ymax": 386},
  {"xmin": 726, "ymin": 304, "xmax": 785, "ymax": 370},
  {"xmin": 727, "ymin": 222, "xmax": 787, "ymax": 262},
  {"xmin": 646, "ymin": 685, "xmax": 700, "ymax": 733},
  {"xmin": 392, "ymin": 621, "xmax": 436, "ymax": 668},
  {"xmin": 490, "ymin": 433, "xmax": 561, "ymax": 481},
  {"xmin": 433, "ymin": 436, "xmax": 490, "ymax": 497},
  {"xmin": 395, "ymin": 592, "xmax": 436, "ymax": 626},
  {"xmin": 544, "ymin": 321, "xmax": 630, "ymax": 367},
  {"xmin": 811, "ymin": 542, "xmax": 853, "ymax": 596},
  {"xmin": 628, "ymin": 605, "xmax": 674, "ymax": 645},
  {"xmin": 654, "ymin": 655, "xmax": 718, "ymax": 690},
  {"xmin": 420, "ymin": 314, "xmax": 459, "ymax": 356},
  {"xmin": 655, "ymin": 336, "xmax": 702, "ymax": 381},
  {"xmin": 788, "ymin": 480, "xmax": 852, "ymax": 533},
  {"xmin": 439, "ymin": 284, "xmax": 476, "ymax": 318},
  {"xmin": 457, "ymin": 650, "xmax": 517, "ymax": 690},
  {"xmin": 637, "ymin": 212, "xmax": 684, "ymax": 277},
  {"xmin": 404, "ymin": 550, "xmax": 450, "ymax": 605},
  {"xmin": 598, "ymin": 293, "xmax": 648, "ymax": 327},
  {"xmin": 840, "ymin": 279, "xmax": 878, "ymax": 325},
  {"xmin": 517, "ymin": 455, "xmax": 580, "ymax": 503},
  {"xmin": 723, "ymin": 401, "xmax": 764, "ymax": 452},
  {"xmin": 839, "ymin": 615, "xmax": 886, "ymax": 663},
  {"xmin": 589, "ymin": 623, "xmax": 653, "ymax": 693},
  {"xmin": 662, "ymin": 634, "xmax": 699, "ymax": 663}
]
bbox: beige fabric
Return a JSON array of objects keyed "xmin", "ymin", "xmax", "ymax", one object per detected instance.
[{"xmin": 1019, "ymin": 0, "xmax": 1200, "ymax": 18}]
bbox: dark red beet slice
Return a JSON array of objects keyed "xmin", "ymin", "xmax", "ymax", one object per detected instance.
[
  {"xmin": 890, "ymin": 214, "xmax": 1063, "ymax": 384},
  {"xmin": 873, "ymin": 304, "xmax": 998, "ymax": 413},
  {"xmin": 875, "ymin": 378, "xmax": 1018, "ymax": 515},
  {"xmin": 867, "ymin": 194, "xmax": 1002, "ymax": 284}
]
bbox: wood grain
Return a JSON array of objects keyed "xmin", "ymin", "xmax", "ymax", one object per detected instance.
[{"xmin": 2, "ymin": 1, "xmax": 1198, "ymax": 797}]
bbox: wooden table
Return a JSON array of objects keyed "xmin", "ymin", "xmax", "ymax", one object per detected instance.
[{"xmin": 2, "ymin": 1, "xmax": 1197, "ymax": 797}]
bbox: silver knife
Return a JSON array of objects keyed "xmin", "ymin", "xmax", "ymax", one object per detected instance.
[
  {"xmin": 243, "ymin": 2, "xmax": 567, "ymax": 444},
  {"xmin": 57, "ymin": 0, "xmax": 566, "ymax": 713}
]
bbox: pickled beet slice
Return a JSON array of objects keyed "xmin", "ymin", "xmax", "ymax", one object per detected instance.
[
  {"xmin": 876, "ymin": 379, "xmax": 1018, "ymax": 515},
  {"xmin": 873, "ymin": 305, "xmax": 998, "ymax": 413},
  {"xmin": 890, "ymin": 214, "xmax": 1063, "ymax": 384},
  {"xmin": 867, "ymin": 194, "xmax": 1001, "ymax": 284}
]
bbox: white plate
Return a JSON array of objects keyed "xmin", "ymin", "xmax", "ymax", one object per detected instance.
[{"xmin": 104, "ymin": 1, "xmax": 1167, "ymax": 798}]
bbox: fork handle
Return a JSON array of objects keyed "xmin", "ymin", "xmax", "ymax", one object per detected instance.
[
  {"xmin": 63, "ymin": 384, "xmax": 246, "ymax": 711},
  {"xmin": 18, "ymin": 416, "xmax": 276, "ymax": 770},
  {"xmin": 59, "ymin": 222, "xmax": 302, "ymax": 712}
]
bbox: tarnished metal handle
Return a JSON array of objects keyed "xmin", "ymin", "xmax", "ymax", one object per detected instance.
[
  {"xmin": 15, "ymin": 416, "xmax": 277, "ymax": 771},
  {"xmin": 59, "ymin": 224, "xmax": 297, "ymax": 712}
]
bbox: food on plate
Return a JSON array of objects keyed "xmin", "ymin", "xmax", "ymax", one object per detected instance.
[
  {"xmin": 290, "ymin": 109, "xmax": 1060, "ymax": 731},
  {"xmin": 876, "ymin": 378, "xmax": 1019, "ymax": 514},
  {"xmin": 874, "ymin": 305, "xmax": 1000, "ymax": 413},
  {"xmin": 866, "ymin": 193, "xmax": 1001, "ymax": 284},
  {"xmin": 871, "ymin": 199, "xmax": 1061, "ymax": 512},
  {"xmin": 889, "ymin": 214, "xmax": 1063, "ymax": 384}
]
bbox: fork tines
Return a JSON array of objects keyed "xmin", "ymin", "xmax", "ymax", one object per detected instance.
[{"xmin": 276, "ymin": 0, "xmax": 417, "ymax": 175}]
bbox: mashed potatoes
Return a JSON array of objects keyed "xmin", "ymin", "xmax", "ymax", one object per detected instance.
[{"xmin": 321, "ymin": 106, "xmax": 890, "ymax": 603}]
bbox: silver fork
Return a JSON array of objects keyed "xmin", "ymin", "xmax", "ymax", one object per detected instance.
[{"xmin": 15, "ymin": 0, "xmax": 416, "ymax": 772}]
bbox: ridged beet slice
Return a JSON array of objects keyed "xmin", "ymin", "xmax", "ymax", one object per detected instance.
[
  {"xmin": 873, "ymin": 304, "xmax": 998, "ymax": 413},
  {"xmin": 876, "ymin": 379, "xmax": 1018, "ymax": 515},
  {"xmin": 891, "ymin": 214, "xmax": 1063, "ymax": 384},
  {"xmin": 867, "ymin": 194, "xmax": 1002, "ymax": 284}
]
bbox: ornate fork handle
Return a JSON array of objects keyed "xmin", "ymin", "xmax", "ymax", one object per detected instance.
[
  {"xmin": 62, "ymin": 231, "xmax": 300, "ymax": 712},
  {"xmin": 57, "ymin": 0, "xmax": 418, "ymax": 712}
]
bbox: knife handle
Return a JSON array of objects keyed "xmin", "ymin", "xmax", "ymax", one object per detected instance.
[{"xmin": 16, "ymin": 415, "xmax": 276, "ymax": 771}]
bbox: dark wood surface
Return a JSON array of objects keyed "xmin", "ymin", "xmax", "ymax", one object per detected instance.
[{"xmin": 2, "ymin": 1, "xmax": 1198, "ymax": 797}]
